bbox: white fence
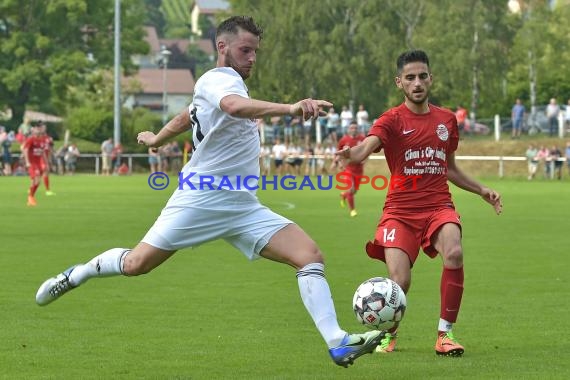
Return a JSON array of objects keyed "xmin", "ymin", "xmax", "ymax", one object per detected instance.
[{"xmin": 5, "ymin": 153, "xmax": 566, "ymax": 178}]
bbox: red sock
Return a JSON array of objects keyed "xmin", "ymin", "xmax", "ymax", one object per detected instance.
[
  {"xmin": 346, "ymin": 192, "xmax": 355, "ymax": 210},
  {"xmin": 29, "ymin": 183, "xmax": 39, "ymax": 197},
  {"xmin": 440, "ymin": 266, "xmax": 464, "ymax": 323},
  {"xmin": 43, "ymin": 175, "xmax": 50, "ymax": 190}
]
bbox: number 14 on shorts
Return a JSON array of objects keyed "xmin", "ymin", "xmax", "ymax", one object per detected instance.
[{"xmin": 383, "ymin": 228, "xmax": 396, "ymax": 242}]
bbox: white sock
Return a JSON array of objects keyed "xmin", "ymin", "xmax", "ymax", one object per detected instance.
[
  {"xmin": 297, "ymin": 263, "xmax": 347, "ymax": 348},
  {"xmin": 438, "ymin": 318, "xmax": 453, "ymax": 333},
  {"xmin": 68, "ymin": 248, "xmax": 130, "ymax": 286}
]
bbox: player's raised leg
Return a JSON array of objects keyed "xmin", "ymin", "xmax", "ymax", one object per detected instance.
[
  {"xmin": 261, "ymin": 224, "xmax": 382, "ymax": 367},
  {"xmin": 36, "ymin": 243, "xmax": 175, "ymax": 306}
]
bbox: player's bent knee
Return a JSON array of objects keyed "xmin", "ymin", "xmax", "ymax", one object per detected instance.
[
  {"xmin": 122, "ymin": 254, "xmax": 155, "ymax": 276},
  {"xmin": 443, "ymin": 246, "xmax": 463, "ymax": 267}
]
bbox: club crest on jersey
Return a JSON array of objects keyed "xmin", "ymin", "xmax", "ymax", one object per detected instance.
[{"xmin": 436, "ymin": 124, "xmax": 449, "ymax": 141}]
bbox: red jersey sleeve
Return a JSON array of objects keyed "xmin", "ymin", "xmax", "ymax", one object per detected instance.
[{"xmin": 368, "ymin": 110, "xmax": 397, "ymax": 152}]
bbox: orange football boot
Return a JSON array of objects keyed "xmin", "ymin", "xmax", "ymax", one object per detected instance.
[{"xmin": 435, "ymin": 331, "xmax": 464, "ymax": 357}]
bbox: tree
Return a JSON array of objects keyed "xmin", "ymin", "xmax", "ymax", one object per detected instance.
[{"xmin": 0, "ymin": 0, "xmax": 148, "ymax": 129}]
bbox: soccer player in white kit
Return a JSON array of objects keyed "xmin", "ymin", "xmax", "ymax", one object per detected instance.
[{"xmin": 35, "ymin": 16, "xmax": 381, "ymax": 367}]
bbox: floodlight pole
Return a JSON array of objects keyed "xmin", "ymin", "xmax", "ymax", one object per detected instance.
[
  {"xmin": 160, "ymin": 46, "xmax": 172, "ymax": 125},
  {"xmin": 113, "ymin": 0, "xmax": 121, "ymax": 145}
]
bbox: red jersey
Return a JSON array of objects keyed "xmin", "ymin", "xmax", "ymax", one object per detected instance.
[
  {"xmin": 369, "ymin": 103, "xmax": 459, "ymax": 210},
  {"xmin": 338, "ymin": 133, "xmax": 365, "ymax": 172},
  {"xmin": 23, "ymin": 135, "xmax": 49, "ymax": 164}
]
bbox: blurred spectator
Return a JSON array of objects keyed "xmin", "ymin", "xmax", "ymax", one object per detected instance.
[
  {"xmin": 169, "ymin": 141, "xmax": 182, "ymax": 174},
  {"xmin": 260, "ymin": 144, "xmax": 271, "ymax": 176},
  {"xmin": 511, "ymin": 98, "xmax": 525, "ymax": 139},
  {"xmin": 314, "ymin": 143, "xmax": 328, "ymax": 175},
  {"xmin": 549, "ymin": 145, "xmax": 562, "ymax": 180},
  {"xmin": 546, "ymin": 98, "xmax": 560, "ymax": 137},
  {"xmin": 304, "ymin": 144, "xmax": 316, "ymax": 176},
  {"xmin": 283, "ymin": 115, "xmax": 293, "ymax": 145},
  {"xmin": 271, "ymin": 138, "xmax": 287, "ymax": 176},
  {"xmin": 159, "ymin": 144, "xmax": 170, "ymax": 173},
  {"xmin": 302, "ymin": 117, "xmax": 312, "ymax": 147},
  {"xmin": 566, "ymin": 141, "xmax": 570, "ymax": 177},
  {"xmin": 111, "ymin": 143, "xmax": 123, "ymax": 174},
  {"xmin": 116, "ymin": 162, "xmax": 129, "ymax": 175},
  {"xmin": 525, "ymin": 144, "xmax": 538, "ymax": 180},
  {"xmin": 100, "ymin": 138, "xmax": 114, "ymax": 176},
  {"xmin": 55, "ymin": 144, "xmax": 69, "ymax": 175},
  {"xmin": 340, "ymin": 105, "xmax": 353, "ymax": 137},
  {"xmin": 535, "ymin": 146, "xmax": 550, "ymax": 179},
  {"xmin": 565, "ymin": 99, "xmax": 570, "ymax": 134},
  {"xmin": 148, "ymin": 147, "xmax": 160, "ymax": 173},
  {"xmin": 64, "ymin": 143, "xmax": 81, "ymax": 175},
  {"xmin": 317, "ymin": 107, "xmax": 328, "ymax": 143},
  {"xmin": 183, "ymin": 139, "xmax": 192, "ymax": 165},
  {"xmin": 0, "ymin": 126, "xmax": 14, "ymax": 175},
  {"xmin": 270, "ymin": 116, "xmax": 282, "ymax": 143},
  {"xmin": 259, "ymin": 118, "xmax": 273, "ymax": 145},
  {"xmin": 18, "ymin": 117, "xmax": 32, "ymax": 140},
  {"xmin": 356, "ymin": 104, "xmax": 370, "ymax": 135},
  {"xmin": 455, "ymin": 106, "xmax": 468, "ymax": 136},
  {"xmin": 326, "ymin": 107, "xmax": 340, "ymax": 145}
]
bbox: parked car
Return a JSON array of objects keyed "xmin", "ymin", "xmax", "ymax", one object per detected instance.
[
  {"xmin": 501, "ymin": 105, "xmax": 567, "ymax": 135},
  {"xmin": 527, "ymin": 105, "xmax": 566, "ymax": 135}
]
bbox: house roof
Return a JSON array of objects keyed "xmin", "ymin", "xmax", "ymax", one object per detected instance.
[
  {"xmin": 143, "ymin": 26, "xmax": 215, "ymax": 57},
  {"xmin": 195, "ymin": 0, "xmax": 230, "ymax": 13},
  {"xmin": 129, "ymin": 69, "xmax": 195, "ymax": 95},
  {"xmin": 143, "ymin": 26, "xmax": 160, "ymax": 53}
]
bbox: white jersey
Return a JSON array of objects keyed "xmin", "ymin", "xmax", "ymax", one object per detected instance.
[{"xmin": 180, "ymin": 67, "xmax": 260, "ymax": 195}]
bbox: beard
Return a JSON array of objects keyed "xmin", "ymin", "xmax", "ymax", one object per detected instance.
[
  {"xmin": 224, "ymin": 51, "xmax": 250, "ymax": 79},
  {"xmin": 404, "ymin": 89, "xmax": 429, "ymax": 105}
]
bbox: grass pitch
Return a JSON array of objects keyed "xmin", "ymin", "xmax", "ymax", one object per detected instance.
[{"xmin": 1, "ymin": 174, "xmax": 569, "ymax": 379}]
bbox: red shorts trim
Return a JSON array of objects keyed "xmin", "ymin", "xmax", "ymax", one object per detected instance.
[{"xmin": 366, "ymin": 207, "xmax": 461, "ymax": 266}]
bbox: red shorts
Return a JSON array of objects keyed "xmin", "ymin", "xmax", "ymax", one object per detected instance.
[
  {"xmin": 28, "ymin": 162, "xmax": 47, "ymax": 178},
  {"xmin": 366, "ymin": 207, "xmax": 461, "ymax": 266},
  {"xmin": 337, "ymin": 168, "xmax": 364, "ymax": 191}
]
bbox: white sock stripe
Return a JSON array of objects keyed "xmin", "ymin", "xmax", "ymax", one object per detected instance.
[
  {"xmin": 118, "ymin": 249, "xmax": 131, "ymax": 275},
  {"xmin": 296, "ymin": 267, "xmax": 325, "ymax": 278}
]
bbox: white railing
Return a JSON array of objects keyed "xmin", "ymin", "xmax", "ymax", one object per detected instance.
[{"xmin": 4, "ymin": 153, "xmax": 565, "ymax": 178}]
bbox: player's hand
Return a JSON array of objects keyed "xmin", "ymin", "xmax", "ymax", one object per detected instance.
[
  {"xmin": 290, "ymin": 99, "xmax": 332, "ymax": 121},
  {"xmin": 481, "ymin": 188, "xmax": 502, "ymax": 215},
  {"xmin": 333, "ymin": 147, "xmax": 350, "ymax": 170},
  {"xmin": 137, "ymin": 131, "xmax": 158, "ymax": 147}
]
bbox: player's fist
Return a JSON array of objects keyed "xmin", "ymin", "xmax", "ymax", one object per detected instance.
[{"xmin": 137, "ymin": 131, "xmax": 157, "ymax": 147}]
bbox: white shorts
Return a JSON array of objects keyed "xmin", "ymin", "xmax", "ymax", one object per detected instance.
[{"xmin": 142, "ymin": 189, "xmax": 292, "ymax": 260}]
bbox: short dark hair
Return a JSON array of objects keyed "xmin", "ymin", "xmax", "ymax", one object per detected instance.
[
  {"xmin": 396, "ymin": 50, "xmax": 430, "ymax": 74},
  {"xmin": 216, "ymin": 16, "xmax": 263, "ymax": 40}
]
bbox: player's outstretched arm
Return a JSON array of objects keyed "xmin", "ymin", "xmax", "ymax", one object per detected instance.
[
  {"xmin": 335, "ymin": 135, "xmax": 382, "ymax": 165},
  {"xmin": 137, "ymin": 110, "xmax": 192, "ymax": 148},
  {"xmin": 220, "ymin": 95, "xmax": 331, "ymax": 120},
  {"xmin": 447, "ymin": 153, "xmax": 502, "ymax": 215}
]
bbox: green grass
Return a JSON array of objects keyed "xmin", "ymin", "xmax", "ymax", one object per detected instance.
[{"xmin": 1, "ymin": 175, "xmax": 569, "ymax": 379}]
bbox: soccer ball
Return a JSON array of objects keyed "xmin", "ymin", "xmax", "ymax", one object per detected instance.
[{"xmin": 352, "ymin": 277, "xmax": 407, "ymax": 330}]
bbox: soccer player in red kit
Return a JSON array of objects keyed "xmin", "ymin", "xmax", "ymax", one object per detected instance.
[
  {"xmin": 23, "ymin": 125, "xmax": 50, "ymax": 206},
  {"xmin": 336, "ymin": 50, "xmax": 502, "ymax": 356},
  {"xmin": 337, "ymin": 121, "xmax": 365, "ymax": 217},
  {"xmin": 38, "ymin": 122, "xmax": 56, "ymax": 196}
]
